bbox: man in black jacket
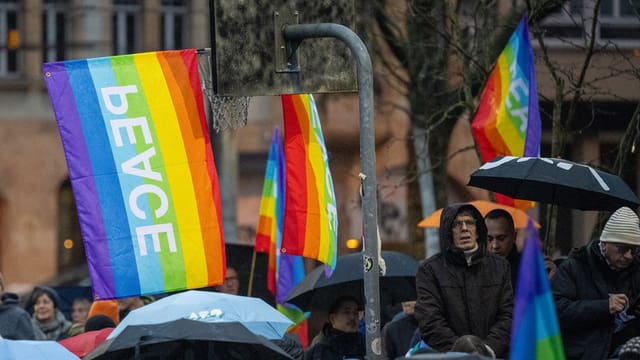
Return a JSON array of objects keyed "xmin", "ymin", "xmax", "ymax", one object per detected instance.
[
  {"xmin": 414, "ymin": 203, "xmax": 513, "ymax": 358},
  {"xmin": 552, "ymin": 206, "xmax": 640, "ymax": 360}
]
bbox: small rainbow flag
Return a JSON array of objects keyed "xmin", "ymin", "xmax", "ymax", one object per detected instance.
[
  {"xmin": 471, "ymin": 15, "xmax": 541, "ymax": 207},
  {"xmin": 43, "ymin": 49, "xmax": 226, "ymax": 300},
  {"xmin": 510, "ymin": 220, "xmax": 565, "ymax": 359},
  {"xmin": 255, "ymin": 127, "xmax": 287, "ymax": 293},
  {"xmin": 281, "ymin": 94, "xmax": 338, "ymax": 272},
  {"xmin": 254, "ymin": 127, "xmax": 309, "ymax": 346}
]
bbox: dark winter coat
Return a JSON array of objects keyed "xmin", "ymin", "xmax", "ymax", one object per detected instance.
[
  {"xmin": 506, "ymin": 245, "xmax": 521, "ymax": 291},
  {"xmin": 414, "ymin": 203, "xmax": 514, "ymax": 358},
  {"xmin": 382, "ymin": 313, "xmax": 419, "ymax": 360},
  {"xmin": 0, "ymin": 293, "xmax": 36, "ymax": 340},
  {"xmin": 551, "ymin": 240, "xmax": 640, "ymax": 360},
  {"xmin": 304, "ymin": 323, "xmax": 366, "ymax": 360}
]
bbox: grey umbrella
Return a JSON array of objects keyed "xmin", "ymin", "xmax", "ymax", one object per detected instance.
[{"xmin": 468, "ymin": 156, "xmax": 640, "ymax": 211}]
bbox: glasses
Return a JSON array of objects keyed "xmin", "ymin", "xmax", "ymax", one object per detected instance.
[
  {"xmin": 452, "ymin": 219, "xmax": 476, "ymax": 229},
  {"xmin": 613, "ymin": 244, "xmax": 640, "ymax": 256}
]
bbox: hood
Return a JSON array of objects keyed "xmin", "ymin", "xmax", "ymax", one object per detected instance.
[{"xmin": 438, "ymin": 203, "xmax": 488, "ymax": 254}]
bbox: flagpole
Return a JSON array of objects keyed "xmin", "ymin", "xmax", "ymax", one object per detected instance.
[{"xmin": 247, "ymin": 249, "xmax": 258, "ymax": 297}]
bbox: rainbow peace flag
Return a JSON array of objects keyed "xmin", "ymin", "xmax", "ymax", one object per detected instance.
[
  {"xmin": 471, "ymin": 15, "xmax": 541, "ymax": 208},
  {"xmin": 43, "ymin": 49, "xmax": 226, "ymax": 300},
  {"xmin": 281, "ymin": 94, "xmax": 338, "ymax": 272},
  {"xmin": 254, "ymin": 127, "xmax": 308, "ymax": 344},
  {"xmin": 471, "ymin": 15, "xmax": 541, "ymax": 162},
  {"xmin": 510, "ymin": 220, "xmax": 565, "ymax": 359},
  {"xmin": 255, "ymin": 127, "xmax": 287, "ymax": 293}
]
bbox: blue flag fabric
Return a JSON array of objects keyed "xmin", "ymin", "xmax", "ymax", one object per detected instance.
[{"xmin": 510, "ymin": 220, "xmax": 565, "ymax": 359}]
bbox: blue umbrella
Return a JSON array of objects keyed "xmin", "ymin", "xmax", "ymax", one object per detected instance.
[
  {"xmin": 0, "ymin": 339, "xmax": 79, "ymax": 360},
  {"xmin": 108, "ymin": 290, "xmax": 292, "ymax": 340}
]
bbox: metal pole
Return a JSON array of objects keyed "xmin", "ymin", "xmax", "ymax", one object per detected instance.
[{"xmin": 283, "ymin": 23, "xmax": 381, "ymax": 359}]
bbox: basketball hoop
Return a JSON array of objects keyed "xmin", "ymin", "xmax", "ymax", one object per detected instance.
[{"xmin": 197, "ymin": 48, "xmax": 249, "ymax": 132}]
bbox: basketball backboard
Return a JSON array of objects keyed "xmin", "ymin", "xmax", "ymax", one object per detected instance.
[{"xmin": 210, "ymin": 0, "xmax": 364, "ymax": 96}]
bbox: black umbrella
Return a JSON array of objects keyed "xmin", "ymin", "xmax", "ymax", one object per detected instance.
[
  {"xmin": 285, "ymin": 251, "xmax": 419, "ymax": 311},
  {"xmin": 84, "ymin": 319, "xmax": 292, "ymax": 360},
  {"xmin": 468, "ymin": 156, "xmax": 640, "ymax": 211}
]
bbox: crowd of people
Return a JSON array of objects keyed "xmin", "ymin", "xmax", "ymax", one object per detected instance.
[
  {"xmin": 394, "ymin": 203, "xmax": 640, "ymax": 360},
  {"xmin": 3, "ymin": 204, "xmax": 640, "ymax": 360}
]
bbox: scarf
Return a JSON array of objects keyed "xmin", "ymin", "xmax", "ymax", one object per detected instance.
[{"xmin": 32, "ymin": 309, "xmax": 70, "ymax": 340}]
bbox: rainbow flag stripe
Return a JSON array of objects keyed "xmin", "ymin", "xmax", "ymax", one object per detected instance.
[
  {"xmin": 510, "ymin": 220, "xmax": 565, "ymax": 359},
  {"xmin": 471, "ymin": 15, "xmax": 541, "ymax": 163},
  {"xmin": 43, "ymin": 49, "xmax": 226, "ymax": 300},
  {"xmin": 281, "ymin": 94, "xmax": 338, "ymax": 272}
]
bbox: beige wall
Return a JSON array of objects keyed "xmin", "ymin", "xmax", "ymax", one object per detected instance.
[{"xmin": 0, "ymin": 121, "xmax": 68, "ymax": 290}]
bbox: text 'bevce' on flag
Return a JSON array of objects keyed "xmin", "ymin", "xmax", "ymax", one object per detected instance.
[{"xmin": 43, "ymin": 49, "xmax": 226, "ymax": 300}]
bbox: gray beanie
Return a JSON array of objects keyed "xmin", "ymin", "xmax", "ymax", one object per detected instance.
[{"xmin": 600, "ymin": 207, "xmax": 640, "ymax": 246}]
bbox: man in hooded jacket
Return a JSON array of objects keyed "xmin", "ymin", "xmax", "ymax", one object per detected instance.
[
  {"xmin": 551, "ymin": 206, "xmax": 640, "ymax": 360},
  {"xmin": 414, "ymin": 203, "xmax": 513, "ymax": 358}
]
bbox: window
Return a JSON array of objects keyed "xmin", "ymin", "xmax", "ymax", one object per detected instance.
[
  {"xmin": 161, "ymin": 0, "xmax": 187, "ymax": 50},
  {"xmin": 113, "ymin": 0, "xmax": 141, "ymax": 55},
  {"xmin": 541, "ymin": 0, "xmax": 640, "ymax": 48},
  {"xmin": 43, "ymin": 0, "xmax": 68, "ymax": 63},
  {"xmin": 0, "ymin": 0, "xmax": 20, "ymax": 77}
]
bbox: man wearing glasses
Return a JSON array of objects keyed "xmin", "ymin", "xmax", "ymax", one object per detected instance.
[
  {"xmin": 414, "ymin": 203, "xmax": 514, "ymax": 358},
  {"xmin": 552, "ymin": 206, "xmax": 640, "ymax": 360}
]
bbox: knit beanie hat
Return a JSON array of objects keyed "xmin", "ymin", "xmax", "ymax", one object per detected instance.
[
  {"xmin": 600, "ymin": 207, "xmax": 640, "ymax": 246},
  {"xmin": 88, "ymin": 299, "xmax": 120, "ymax": 325},
  {"xmin": 620, "ymin": 336, "xmax": 640, "ymax": 360}
]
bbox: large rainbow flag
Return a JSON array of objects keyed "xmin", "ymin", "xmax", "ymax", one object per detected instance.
[
  {"xmin": 281, "ymin": 94, "xmax": 338, "ymax": 272},
  {"xmin": 43, "ymin": 49, "xmax": 226, "ymax": 300},
  {"xmin": 471, "ymin": 15, "xmax": 541, "ymax": 207},
  {"xmin": 510, "ymin": 220, "xmax": 565, "ymax": 359}
]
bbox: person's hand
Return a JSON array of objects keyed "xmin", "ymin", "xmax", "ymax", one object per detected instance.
[
  {"xmin": 544, "ymin": 256, "xmax": 557, "ymax": 279},
  {"xmin": 609, "ymin": 293, "xmax": 629, "ymax": 314}
]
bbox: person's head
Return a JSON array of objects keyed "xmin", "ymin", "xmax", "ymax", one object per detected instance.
[
  {"xmin": 88, "ymin": 299, "xmax": 120, "ymax": 325},
  {"xmin": 30, "ymin": 286, "xmax": 61, "ymax": 323},
  {"xmin": 328, "ymin": 296, "xmax": 362, "ymax": 333},
  {"xmin": 117, "ymin": 296, "xmax": 147, "ymax": 320},
  {"xmin": 215, "ymin": 266, "xmax": 240, "ymax": 295},
  {"xmin": 71, "ymin": 297, "xmax": 92, "ymax": 324},
  {"xmin": 401, "ymin": 300, "xmax": 416, "ymax": 317},
  {"xmin": 439, "ymin": 204, "xmax": 486, "ymax": 253},
  {"xmin": 451, "ymin": 335, "xmax": 494, "ymax": 357},
  {"xmin": 599, "ymin": 207, "xmax": 640, "ymax": 270},
  {"xmin": 84, "ymin": 314, "xmax": 116, "ymax": 332},
  {"xmin": 485, "ymin": 209, "xmax": 517, "ymax": 257}
]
